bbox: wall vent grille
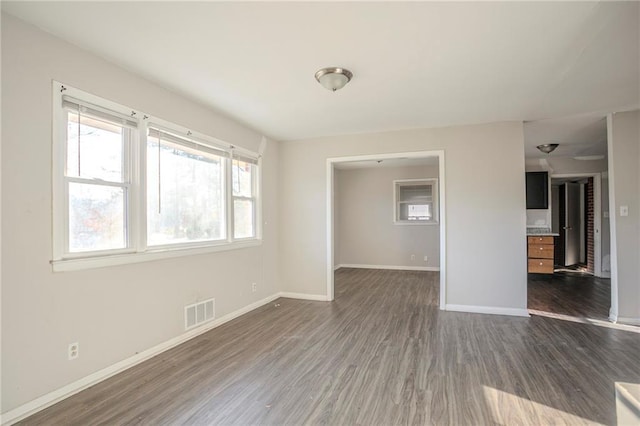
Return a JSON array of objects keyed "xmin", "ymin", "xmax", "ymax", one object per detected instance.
[{"xmin": 185, "ymin": 298, "xmax": 215, "ymax": 330}]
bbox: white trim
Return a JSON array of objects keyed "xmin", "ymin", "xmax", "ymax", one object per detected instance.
[
  {"xmin": 616, "ymin": 317, "xmax": 640, "ymax": 326},
  {"xmin": 326, "ymin": 150, "xmax": 447, "ymax": 309},
  {"xmin": 606, "ymin": 114, "xmax": 619, "ymax": 322},
  {"xmin": 438, "ymin": 153, "xmax": 446, "ymax": 309},
  {"xmin": 529, "ymin": 310, "xmax": 640, "ymax": 333},
  {"xmin": 52, "ymin": 239, "xmax": 261, "ymax": 272},
  {"xmin": 445, "ymin": 304, "xmax": 530, "ymax": 318},
  {"xmin": 336, "ymin": 264, "xmax": 440, "ymax": 272},
  {"xmin": 326, "ymin": 161, "xmax": 335, "ymax": 301},
  {"xmin": 0, "ymin": 293, "xmax": 281, "ymax": 426},
  {"xmin": 279, "ymin": 292, "xmax": 330, "ymax": 301}
]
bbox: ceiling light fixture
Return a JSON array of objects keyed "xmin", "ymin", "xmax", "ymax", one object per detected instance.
[
  {"xmin": 536, "ymin": 143, "xmax": 559, "ymax": 154},
  {"xmin": 315, "ymin": 67, "xmax": 353, "ymax": 92}
]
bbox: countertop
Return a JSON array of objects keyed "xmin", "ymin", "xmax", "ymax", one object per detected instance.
[{"xmin": 526, "ymin": 228, "xmax": 560, "ymax": 237}]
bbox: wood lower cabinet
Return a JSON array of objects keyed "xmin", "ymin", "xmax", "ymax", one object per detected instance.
[{"xmin": 527, "ymin": 236, "xmax": 554, "ymax": 274}]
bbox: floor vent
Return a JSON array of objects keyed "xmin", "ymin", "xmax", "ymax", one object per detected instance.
[{"xmin": 185, "ymin": 298, "xmax": 215, "ymax": 330}]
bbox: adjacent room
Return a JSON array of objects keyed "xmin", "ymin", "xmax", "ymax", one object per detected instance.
[
  {"xmin": 524, "ymin": 115, "xmax": 614, "ymax": 323},
  {"xmin": 1, "ymin": 1, "xmax": 639, "ymax": 425}
]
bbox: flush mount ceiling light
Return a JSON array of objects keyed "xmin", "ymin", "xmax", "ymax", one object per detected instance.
[
  {"xmin": 315, "ymin": 67, "xmax": 353, "ymax": 92},
  {"xmin": 536, "ymin": 143, "xmax": 559, "ymax": 154}
]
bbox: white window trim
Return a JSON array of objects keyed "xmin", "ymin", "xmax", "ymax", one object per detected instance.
[
  {"xmin": 231, "ymin": 157, "xmax": 259, "ymax": 240},
  {"xmin": 51, "ymin": 81, "xmax": 262, "ymax": 272},
  {"xmin": 393, "ymin": 178, "xmax": 439, "ymax": 225}
]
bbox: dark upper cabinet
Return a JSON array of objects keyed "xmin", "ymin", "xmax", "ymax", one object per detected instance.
[{"xmin": 526, "ymin": 172, "xmax": 548, "ymax": 209}]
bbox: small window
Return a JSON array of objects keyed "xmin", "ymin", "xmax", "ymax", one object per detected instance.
[
  {"xmin": 394, "ymin": 179, "xmax": 438, "ymax": 224},
  {"xmin": 232, "ymin": 156, "xmax": 257, "ymax": 239}
]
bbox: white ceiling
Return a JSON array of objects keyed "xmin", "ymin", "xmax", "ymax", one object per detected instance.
[
  {"xmin": 523, "ymin": 112, "xmax": 608, "ymax": 160},
  {"xmin": 2, "ymin": 1, "xmax": 639, "ymax": 142}
]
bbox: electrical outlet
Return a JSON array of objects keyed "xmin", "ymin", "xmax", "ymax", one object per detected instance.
[
  {"xmin": 252, "ymin": 283, "xmax": 257, "ymax": 293},
  {"xmin": 424, "ymin": 256, "xmax": 428, "ymax": 262},
  {"xmin": 68, "ymin": 342, "xmax": 79, "ymax": 360},
  {"xmin": 410, "ymin": 254, "xmax": 415, "ymax": 261}
]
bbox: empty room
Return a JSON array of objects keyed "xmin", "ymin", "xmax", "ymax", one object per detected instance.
[{"xmin": 1, "ymin": 2, "xmax": 639, "ymax": 425}]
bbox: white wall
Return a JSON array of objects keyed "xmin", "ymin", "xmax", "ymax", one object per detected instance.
[
  {"xmin": 279, "ymin": 122, "xmax": 528, "ymax": 312},
  {"xmin": 608, "ymin": 110, "xmax": 640, "ymax": 322},
  {"xmin": 1, "ymin": 14, "xmax": 280, "ymax": 414},
  {"xmin": 335, "ymin": 165, "xmax": 440, "ymax": 269}
]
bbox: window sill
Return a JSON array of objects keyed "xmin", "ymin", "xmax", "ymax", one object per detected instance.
[
  {"xmin": 394, "ymin": 221, "xmax": 439, "ymax": 226},
  {"xmin": 51, "ymin": 239, "xmax": 262, "ymax": 272}
]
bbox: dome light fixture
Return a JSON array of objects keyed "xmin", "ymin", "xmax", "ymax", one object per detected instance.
[
  {"xmin": 536, "ymin": 143, "xmax": 559, "ymax": 154},
  {"xmin": 315, "ymin": 67, "xmax": 353, "ymax": 92}
]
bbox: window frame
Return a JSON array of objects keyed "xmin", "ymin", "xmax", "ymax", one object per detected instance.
[
  {"xmin": 393, "ymin": 178, "xmax": 439, "ymax": 225},
  {"xmin": 231, "ymin": 156, "xmax": 258, "ymax": 240},
  {"xmin": 52, "ymin": 82, "xmax": 262, "ymax": 272}
]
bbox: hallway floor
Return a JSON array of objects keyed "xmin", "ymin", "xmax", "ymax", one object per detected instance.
[{"xmin": 527, "ymin": 271, "xmax": 611, "ymax": 321}]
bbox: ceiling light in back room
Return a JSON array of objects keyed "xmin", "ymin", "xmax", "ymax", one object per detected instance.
[
  {"xmin": 536, "ymin": 143, "xmax": 559, "ymax": 154},
  {"xmin": 315, "ymin": 67, "xmax": 353, "ymax": 92}
]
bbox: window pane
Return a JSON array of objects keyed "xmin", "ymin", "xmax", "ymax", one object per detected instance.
[
  {"xmin": 233, "ymin": 199, "xmax": 254, "ymax": 239},
  {"xmin": 147, "ymin": 137, "xmax": 225, "ymax": 245},
  {"xmin": 408, "ymin": 203, "xmax": 431, "ymax": 220},
  {"xmin": 232, "ymin": 159, "xmax": 253, "ymax": 197},
  {"xmin": 68, "ymin": 182, "xmax": 126, "ymax": 252},
  {"xmin": 67, "ymin": 111, "xmax": 125, "ymax": 182}
]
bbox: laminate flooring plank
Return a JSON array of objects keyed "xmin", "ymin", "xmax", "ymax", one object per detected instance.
[
  {"xmin": 528, "ymin": 271, "xmax": 611, "ymax": 321},
  {"xmin": 19, "ymin": 268, "xmax": 640, "ymax": 426}
]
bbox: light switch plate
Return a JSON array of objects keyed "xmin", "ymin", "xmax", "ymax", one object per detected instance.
[{"xmin": 620, "ymin": 206, "xmax": 629, "ymax": 217}]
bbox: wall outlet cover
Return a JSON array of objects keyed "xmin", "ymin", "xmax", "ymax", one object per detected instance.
[{"xmin": 68, "ymin": 342, "xmax": 79, "ymax": 360}]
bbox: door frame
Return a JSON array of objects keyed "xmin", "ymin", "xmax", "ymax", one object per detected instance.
[
  {"xmin": 326, "ymin": 150, "xmax": 446, "ymax": 308},
  {"xmin": 550, "ymin": 173, "xmax": 603, "ymax": 277}
]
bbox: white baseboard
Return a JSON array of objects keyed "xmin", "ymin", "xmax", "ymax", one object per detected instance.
[
  {"xmin": 1, "ymin": 293, "xmax": 281, "ymax": 426},
  {"xmin": 616, "ymin": 316, "xmax": 640, "ymax": 326},
  {"xmin": 445, "ymin": 304, "xmax": 530, "ymax": 318},
  {"xmin": 336, "ymin": 264, "xmax": 440, "ymax": 272},
  {"xmin": 279, "ymin": 292, "xmax": 329, "ymax": 301}
]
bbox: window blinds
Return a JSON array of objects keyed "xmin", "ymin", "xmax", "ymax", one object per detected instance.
[
  {"xmin": 62, "ymin": 96, "xmax": 138, "ymax": 128},
  {"xmin": 148, "ymin": 126, "xmax": 228, "ymax": 158}
]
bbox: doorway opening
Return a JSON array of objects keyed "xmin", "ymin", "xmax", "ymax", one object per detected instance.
[
  {"xmin": 528, "ymin": 172, "xmax": 611, "ymax": 322},
  {"xmin": 326, "ymin": 151, "xmax": 446, "ymax": 308}
]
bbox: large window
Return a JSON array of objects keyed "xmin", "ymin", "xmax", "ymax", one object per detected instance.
[
  {"xmin": 53, "ymin": 83, "xmax": 261, "ymax": 270},
  {"xmin": 146, "ymin": 127, "xmax": 226, "ymax": 246}
]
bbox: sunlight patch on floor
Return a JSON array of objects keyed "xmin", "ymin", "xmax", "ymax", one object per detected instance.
[
  {"xmin": 483, "ymin": 385, "xmax": 604, "ymax": 425},
  {"xmin": 528, "ymin": 309, "xmax": 640, "ymax": 334}
]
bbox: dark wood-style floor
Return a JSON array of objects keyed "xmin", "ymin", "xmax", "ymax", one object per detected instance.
[
  {"xmin": 527, "ymin": 271, "xmax": 612, "ymax": 321},
  {"xmin": 21, "ymin": 268, "xmax": 640, "ymax": 425}
]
